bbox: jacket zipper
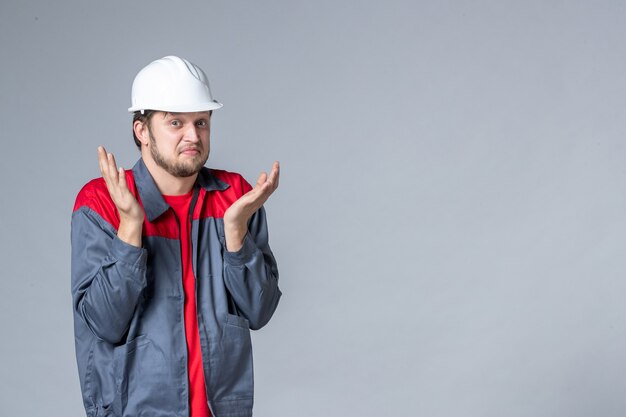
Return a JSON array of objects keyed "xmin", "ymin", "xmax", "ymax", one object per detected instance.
[
  {"xmin": 188, "ymin": 189, "xmax": 216, "ymax": 416},
  {"xmin": 172, "ymin": 209, "xmax": 191, "ymax": 417}
]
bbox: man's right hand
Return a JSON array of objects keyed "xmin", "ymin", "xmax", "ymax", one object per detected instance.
[{"xmin": 98, "ymin": 146, "xmax": 144, "ymax": 247}]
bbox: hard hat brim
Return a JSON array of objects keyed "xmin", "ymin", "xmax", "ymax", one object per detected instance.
[{"xmin": 128, "ymin": 100, "xmax": 223, "ymax": 113}]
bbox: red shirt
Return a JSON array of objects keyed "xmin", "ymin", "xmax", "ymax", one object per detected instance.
[{"xmin": 163, "ymin": 192, "xmax": 211, "ymax": 417}]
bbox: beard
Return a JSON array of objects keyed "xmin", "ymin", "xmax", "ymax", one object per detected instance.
[{"xmin": 149, "ymin": 133, "xmax": 209, "ymax": 178}]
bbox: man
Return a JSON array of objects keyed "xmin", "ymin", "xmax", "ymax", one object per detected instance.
[{"xmin": 71, "ymin": 56, "xmax": 281, "ymax": 417}]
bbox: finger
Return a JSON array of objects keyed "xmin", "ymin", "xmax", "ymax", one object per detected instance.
[
  {"xmin": 260, "ymin": 162, "xmax": 279, "ymax": 195},
  {"xmin": 117, "ymin": 167, "xmax": 128, "ymax": 191},
  {"xmin": 255, "ymin": 172, "xmax": 268, "ymax": 188},
  {"xmin": 98, "ymin": 147, "xmax": 115, "ymax": 187},
  {"xmin": 270, "ymin": 161, "xmax": 280, "ymax": 191},
  {"xmin": 104, "ymin": 155, "xmax": 116, "ymax": 187},
  {"xmin": 107, "ymin": 152, "xmax": 121, "ymax": 186},
  {"xmin": 107, "ymin": 152, "xmax": 117, "ymax": 174},
  {"xmin": 257, "ymin": 179, "xmax": 276, "ymax": 202},
  {"xmin": 98, "ymin": 146, "xmax": 109, "ymax": 177}
]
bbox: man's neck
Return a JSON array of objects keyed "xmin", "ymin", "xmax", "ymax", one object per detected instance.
[{"xmin": 141, "ymin": 156, "xmax": 198, "ymax": 196}]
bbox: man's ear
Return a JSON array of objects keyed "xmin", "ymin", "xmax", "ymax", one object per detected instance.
[{"xmin": 133, "ymin": 120, "xmax": 150, "ymax": 147}]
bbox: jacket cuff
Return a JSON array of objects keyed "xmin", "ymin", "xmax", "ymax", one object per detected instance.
[
  {"xmin": 224, "ymin": 233, "xmax": 259, "ymax": 266},
  {"xmin": 110, "ymin": 236, "xmax": 147, "ymax": 270}
]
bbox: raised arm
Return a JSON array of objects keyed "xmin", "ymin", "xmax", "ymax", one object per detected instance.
[
  {"xmin": 71, "ymin": 147, "xmax": 146, "ymax": 344},
  {"xmin": 222, "ymin": 162, "xmax": 282, "ymax": 329}
]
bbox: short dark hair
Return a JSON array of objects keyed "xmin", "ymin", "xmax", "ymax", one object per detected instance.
[{"xmin": 131, "ymin": 110, "xmax": 158, "ymax": 149}]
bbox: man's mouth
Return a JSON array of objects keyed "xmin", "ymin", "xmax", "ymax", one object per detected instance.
[{"xmin": 180, "ymin": 147, "xmax": 201, "ymax": 155}]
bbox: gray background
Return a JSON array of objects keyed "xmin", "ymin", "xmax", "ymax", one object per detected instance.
[{"xmin": 1, "ymin": 1, "xmax": 626, "ymax": 416}]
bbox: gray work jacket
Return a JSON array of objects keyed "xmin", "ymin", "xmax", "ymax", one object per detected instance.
[{"xmin": 71, "ymin": 159, "xmax": 281, "ymax": 417}]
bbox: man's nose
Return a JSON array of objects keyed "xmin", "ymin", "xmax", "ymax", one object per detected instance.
[{"xmin": 183, "ymin": 124, "xmax": 200, "ymax": 142}]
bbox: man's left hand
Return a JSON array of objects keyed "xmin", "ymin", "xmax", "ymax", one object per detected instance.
[{"xmin": 224, "ymin": 161, "xmax": 280, "ymax": 252}]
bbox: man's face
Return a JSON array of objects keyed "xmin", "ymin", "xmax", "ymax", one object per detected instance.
[{"xmin": 145, "ymin": 111, "xmax": 211, "ymax": 178}]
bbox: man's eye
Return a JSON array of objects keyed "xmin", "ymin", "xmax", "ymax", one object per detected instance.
[
  {"xmin": 196, "ymin": 120, "xmax": 207, "ymax": 127},
  {"xmin": 171, "ymin": 120, "xmax": 181, "ymax": 127}
]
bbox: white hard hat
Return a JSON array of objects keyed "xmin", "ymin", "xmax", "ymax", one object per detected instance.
[{"xmin": 128, "ymin": 56, "xmax": 223, "ymax": 113}]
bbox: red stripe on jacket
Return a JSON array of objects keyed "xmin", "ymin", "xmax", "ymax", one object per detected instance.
[{"xmin": 73, "ymin": 169, "xmax": 252, "ymax": 239}]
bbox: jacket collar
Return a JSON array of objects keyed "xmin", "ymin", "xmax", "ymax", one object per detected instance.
[{"xmin": 132, "ymin": 158, "xmax": 230, "ymax": 222}]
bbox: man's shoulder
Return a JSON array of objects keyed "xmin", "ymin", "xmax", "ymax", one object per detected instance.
[
  {"xmin": 206, "ymin": 168, "xmax": 253, "ymax": 195},
  {"xmin": 72, "ymin": 173, "xmax": 130, "ymax": 228},
  {"xmin": 74, "ymin": 177, "xmax": 109, "ymax": 210}
]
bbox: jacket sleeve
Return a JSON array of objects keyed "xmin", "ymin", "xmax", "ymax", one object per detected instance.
[
  {"xmin": 223, "ymin": 206, "xmax": 281, "ymax": 330},
  {"xmin": 71, "ymin": 206, "xmax": 147, "ymax": 344}
]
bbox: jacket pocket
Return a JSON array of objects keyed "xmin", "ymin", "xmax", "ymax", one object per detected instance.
[
  {"xmin": 225, "ymin": 313, "xmax": 250, "ymax": 329},
  {"xmin": 114, "ymin": 335, "xmax": 175, "ymax": 415},
  {"xmin": 211, "ymin": 314, "xmax": 254, "ymax": 402}
]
